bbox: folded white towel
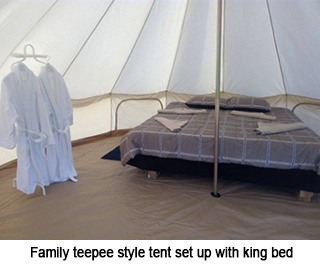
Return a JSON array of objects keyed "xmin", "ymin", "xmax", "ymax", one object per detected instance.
[
  {"xmin": 158, "ymin": 108, "xmax": 207, "ymax": 115},
  {"xmin": 254, "ymin": 121, "xmax": 308, "ymax": 135},
  {"xmin": 231, "ymin": 110, "xmax": 277, "ymax": 121},
  {"xmin": 155, "ymin": 117, "xmax": 188, "ymax": 132}
]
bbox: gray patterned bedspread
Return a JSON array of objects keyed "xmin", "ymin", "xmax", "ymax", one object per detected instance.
[{"xmin": 120, "ymin": 102, "xmax": 320, "ymax": 173}]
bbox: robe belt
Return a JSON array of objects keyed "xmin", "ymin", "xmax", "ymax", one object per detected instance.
[
  {"xmin": 17, "ymin": 126, "xmax": 47, "ymax": 143},
  {"xmin": 16, "ymin": 126, "xmax": 47, "ymax": 194},
  {"xmin": 54, "ymin": 125, "xmax": 78, "ymax": 183}
]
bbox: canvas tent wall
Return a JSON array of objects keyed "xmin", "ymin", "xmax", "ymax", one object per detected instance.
[{"xmin": 1, "ymin": 0, "xmax": 320, "ymax": 167}]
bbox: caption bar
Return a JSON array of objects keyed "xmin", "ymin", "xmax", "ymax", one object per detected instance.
[{"xmin": 31, "ymin": 246, "xmax": 293, "ymax": 262}]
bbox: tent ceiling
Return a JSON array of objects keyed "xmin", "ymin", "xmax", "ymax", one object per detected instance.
[{"xmin": 0, "ymin": 0, "xmax": 319, "ymax": 100}]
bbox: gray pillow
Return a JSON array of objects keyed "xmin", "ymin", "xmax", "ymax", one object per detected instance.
[
  {"xmin": 226, "ymin": 97, "xmax": 271, "ymax": 112},
  {"xmin": 186, "ymin": 95, "xmax": 228, "ymax": 109}
]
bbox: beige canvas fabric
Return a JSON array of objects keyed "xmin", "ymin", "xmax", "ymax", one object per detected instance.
[
  {"xmin": 0, "ymin": 135, "xmax": 319, "ymax": 240},
  {"xmin": 254, "ymin": 122, "xmax": 308, "ymax": 135},
  {"xmin": 231, "ymin": 110, "xmax": 277, "ymax": 120},
  {"xmin": 155, "ymin": 117, "xmax": 189, "ymax": 132}
]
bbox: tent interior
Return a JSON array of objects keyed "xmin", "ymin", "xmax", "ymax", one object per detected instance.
[{"xmin": 0, "ymin": 0, "xmax": 320, "ymax": 239}]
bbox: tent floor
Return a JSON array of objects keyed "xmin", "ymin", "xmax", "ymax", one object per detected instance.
[{"xmin": 0, "ymin": 135, "xmax": 319, "ymax": 240}]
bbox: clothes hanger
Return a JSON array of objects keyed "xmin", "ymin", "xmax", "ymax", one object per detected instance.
[{"xmin": 11, "ymin": 44, "xmax": 50, "ymax": 69}]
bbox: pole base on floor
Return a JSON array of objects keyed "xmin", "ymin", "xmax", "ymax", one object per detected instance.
[{"xmin": 211, "ymin": 192, "xmax": 221, "ymax": 198}]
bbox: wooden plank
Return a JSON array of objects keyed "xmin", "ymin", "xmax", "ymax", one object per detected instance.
[
  {"xmin": 298, "ymin": 190, "xmax": 314, "ymax": 202},
  {"xmin": 148, "ymin": 171, "xmax": 160, "ymax": 180}
]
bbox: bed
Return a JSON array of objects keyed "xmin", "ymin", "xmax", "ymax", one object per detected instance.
[{"xmin": 120, "ymin": 99, "xmax": 320, "ymax": 197}]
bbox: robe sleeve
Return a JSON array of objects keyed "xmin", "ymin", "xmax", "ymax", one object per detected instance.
[
  {"xmin": 61, "ymin": 77, "xmax": 73, "ymax": 126},
  {"xmin": 0, "ymin": 80, "xmax": 18, "ymax": 149}
]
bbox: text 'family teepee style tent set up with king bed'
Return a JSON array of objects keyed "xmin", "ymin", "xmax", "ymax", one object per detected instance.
[{"xmin": 0, "ymin": 0, "xmax": 320, "ymax": 200}]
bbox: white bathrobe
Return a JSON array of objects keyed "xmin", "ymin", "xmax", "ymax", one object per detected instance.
[
  {"xmin": 0, "ymin": 63, "xmax": 55, "ymax": 194},
  {"xmin": 39, "ymin": 64, "xmax": 77, "ymax": 183}
]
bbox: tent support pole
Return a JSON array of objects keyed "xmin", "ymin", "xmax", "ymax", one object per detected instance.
[{"xmin": 211, "ymin": 0, "xmax": 223, "ymax": 198}]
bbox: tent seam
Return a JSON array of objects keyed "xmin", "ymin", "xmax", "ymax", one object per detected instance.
[
  {"xmin": 62, "ymin": 0, "xmax": 116, "ymax": 77},
  {"xmin": 165, "ymin": 0, "xmax": 190, "ymax": 91},
  {"xmin": 266, "ymin": 0, "xmax": 288, "ymax": 108},
  {"xmin": 0, "ymin": 0, "xmax": 59, "ymax": 69},
  {"xmin": 109, "ymin": 0, "xmax": 157, "ymax": 94}
]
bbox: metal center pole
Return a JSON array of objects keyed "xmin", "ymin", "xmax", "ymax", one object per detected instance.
[{"xmin": 211, "ymin": 0, "xmax": 223, "ymax": 198}]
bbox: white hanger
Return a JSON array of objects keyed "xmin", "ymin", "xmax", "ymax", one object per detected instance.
[{"xmin": 11, "ymin": 44, "xmax": 50, "ymax": 69}]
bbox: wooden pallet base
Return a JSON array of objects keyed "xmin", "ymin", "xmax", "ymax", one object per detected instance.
[
  {"xmin": 147, "ymin": 171, "xmax": 160, "ymax": 180},
  {"xmin": 298, "ymin": 190, "xmax": 314, "ymax": 202},
  {"xmin": 146, "ymin": 171, "xmax": 315, "ymax": 202}
]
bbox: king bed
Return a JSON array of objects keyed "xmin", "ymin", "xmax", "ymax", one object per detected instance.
[{"xmin": 120, "ymin": 97, "xmax": 320, "ymax": 196}]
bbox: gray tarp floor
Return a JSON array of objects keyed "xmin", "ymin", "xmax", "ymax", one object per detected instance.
[{"xmin": 0, "ymin": 135, "xmax": 319, "ymax": 240}]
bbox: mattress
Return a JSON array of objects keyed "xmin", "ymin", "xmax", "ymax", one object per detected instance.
[{"xmin": 120, "ymin": 102, "xmax": 320, "ymax": 174}]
